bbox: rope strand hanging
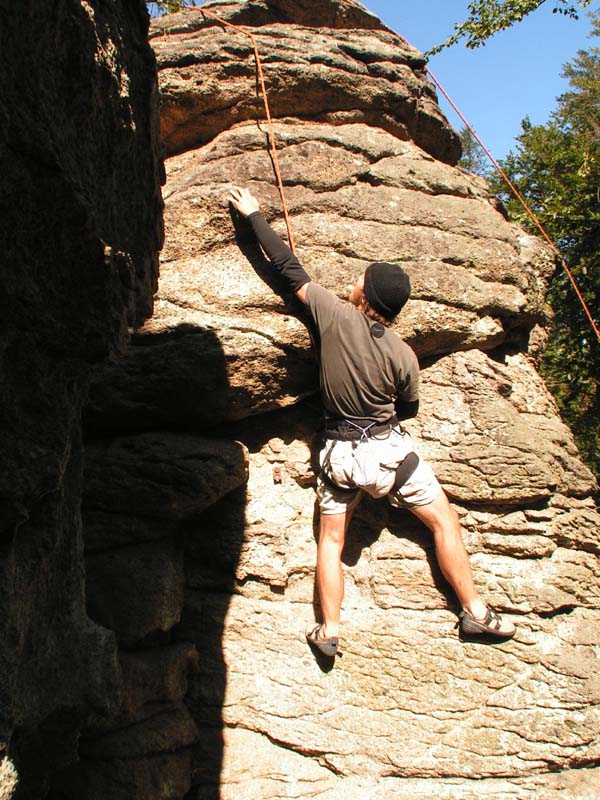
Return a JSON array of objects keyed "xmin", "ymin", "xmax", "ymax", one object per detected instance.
[
  {"xmin": 427, "ymin": 68, "xmax": 600, "ymax": 343},
  {"xmin": 340, "ymin": 0, "xmax": 600, "ymax": 342},
  {"xmin": 167, "ymin": 0, "xmax": 598, "ymax": 341},
  {"xmin": 179, "ymin": 2, "xmax": 297, "ymax": 254}
]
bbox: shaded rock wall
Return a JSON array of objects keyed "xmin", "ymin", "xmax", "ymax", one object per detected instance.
[
  {"xmin": 0, "ymin": 0, "xmax": 163, "ymax": 796},
  {"xmin": 77, "ymin": 1, "xmax": 600, "ymax": 798}
]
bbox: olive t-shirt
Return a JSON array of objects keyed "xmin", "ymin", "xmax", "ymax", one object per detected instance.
[{"xmin": 305, "ymin": 283, "xmax": 419, "ymax": 423}]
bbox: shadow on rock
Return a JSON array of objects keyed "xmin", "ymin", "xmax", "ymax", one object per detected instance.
[{"xmin": 50, "ymin": 328, "xmax": 248, "ymax": 800}]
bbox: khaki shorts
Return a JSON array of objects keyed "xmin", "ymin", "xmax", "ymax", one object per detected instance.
[{"xmin": 316, "ymin": 427, "xmax": 441, "ymax": 515}]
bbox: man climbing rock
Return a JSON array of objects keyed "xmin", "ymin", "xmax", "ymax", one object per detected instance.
[{"xmin": 228, "ymin": 185, "xmax": 516, "ymax": 657}]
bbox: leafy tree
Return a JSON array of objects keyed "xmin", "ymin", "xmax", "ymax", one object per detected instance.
[
  {"xmin": 457, "ymin": 126, "xmax": 492, "ymax": 177},
  {"xmin": 148, "ymin": 0, "xmax": 198, "ymax": 15},
  {"xmin": 488, "ymin": 13, "xmax": 600, "ymax": 480},
  {"xmin": 429, "ymin": 0, "xmax": 593, "ymax": 54}
]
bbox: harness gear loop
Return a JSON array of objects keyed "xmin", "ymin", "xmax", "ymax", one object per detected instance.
[{"xmin": 392, "ymin": 451, "xmax": 420, "ymax": 492}]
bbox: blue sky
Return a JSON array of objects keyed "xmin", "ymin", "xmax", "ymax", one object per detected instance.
[{"xmin": 365, "ymin": 1, "xmax": 598, "ymax": 160}]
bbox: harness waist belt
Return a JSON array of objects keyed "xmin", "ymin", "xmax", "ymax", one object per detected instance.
[{"xmin": 324, "ymin": 415, "xmax": 400, "ymax": 441}]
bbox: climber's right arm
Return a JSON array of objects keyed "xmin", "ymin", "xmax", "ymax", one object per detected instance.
[
  {"xmin": 247, "ymin": 212, "xmax": 311, "ymax": 303},
  {"xmin": 228, "ymin": 185, "xmax": 311, "ymax": 303}
]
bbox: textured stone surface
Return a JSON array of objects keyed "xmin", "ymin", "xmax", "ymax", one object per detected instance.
[
  {"xmin": 53, "ymin": 749, "xmax": 194, "ymax": 800},
  {"xmin": 86, "ymin": 538, "xmax": 186, "ymax": 647},
  {"xmin": 150, "ymin": 0, "xmax": 458, "ymax": 163},
  {"xmin": 53, "ymin": 644, "xmax": 201, "ymax": 800},
  {"xmin": 182, "ymin": 382, "xmax": 599, "ymax": 617},
  {"xmin": 0, "ymin": 757, "xmax": 18, "ymax": 800},
  {"xmin": 152, "ymin": 0, "xmax": 394, "ymax": 33},
  {"xmin": 117, "ymin": 644, "xmax": 200, "ymax": 722},
  {"xmin": 187, "ymin": 728, "xmax": 600, "ymax": 800},
  {"xmin": 84, "ymin": 433, "xmax": 249, "ymax": 520},
  {"xmin": 0, "ymin": 0, "xmax": 162, "ymax": 796},
  {"xmin": 87, "ymin": 121, "xmax": 554, "ymax": 432},
  {"xmin": 410, "ymin": 350, "xmax": 596, "ymax": 504},
  {"xmin": 70, "ymin": 433, "xmax": 248, "ymax": 796},
  {"xmin": 80, "ymin": 705, "xmax": 198, "ymax": 760},
  {"xmin": 173, "ymin": 361, "xmax": 600, "ymax": 796},
  {"xmin": 84, "ymin": 313, "xmax": 317, "ymax": 434},
  {"xmin": 79, "ymin": 1, "xmax": 600, "ymax": 798},
  {"xmin": 181, "ymin": 595, "xmax": 600, "ymax": 781},
  {"xmin": 83, "ymin": 510, "xmax": 178, "ymax": 553}
]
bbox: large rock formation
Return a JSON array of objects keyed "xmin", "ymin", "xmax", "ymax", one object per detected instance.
[
  {"xmin": 0, "ymin": 1, "xmax": 163, "ymax": 797},
  {"xmin": 77, "ymin": 1, "xmax": 599, "ymax": 798}
]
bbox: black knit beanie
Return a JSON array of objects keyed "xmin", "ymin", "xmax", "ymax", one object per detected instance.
[{"xmin": 364, "ymin": 262, "xmax": 411, "ymax": 320}]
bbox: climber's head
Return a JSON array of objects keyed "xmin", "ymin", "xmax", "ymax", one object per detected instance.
[{"xmin": 349, "ymin": 262, "xmax": 411, "ymax": 323}]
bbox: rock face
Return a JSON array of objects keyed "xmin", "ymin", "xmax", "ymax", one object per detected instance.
[
  {"xmin": 81, "ymin": 1, "xmax": 600, "ymax": 798},
  {"xmin": 0, "ymin": 0, "xmax": 163, "ymax": 797},
  {"xmin": 151, "ymin": 0, "xmax": 459, "ymax": 163}
]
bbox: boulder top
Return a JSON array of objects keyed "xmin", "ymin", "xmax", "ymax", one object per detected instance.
[{"xmin": 150, "ymin": 0, "xmax": 401, "ymax": 38}]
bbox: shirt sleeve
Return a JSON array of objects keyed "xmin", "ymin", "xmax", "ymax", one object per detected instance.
[
  {"xmin": 247, "ymin": 212, "xmax": 310, "ymax": 292},
  {"xmin": 305, "ymin": 283, "xmax": 343, "ymax": 336}
]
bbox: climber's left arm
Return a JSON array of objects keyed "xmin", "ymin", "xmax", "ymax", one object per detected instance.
[{"xmin": 228, "ymin": 185, "xmax": 311, "ymax": 303}]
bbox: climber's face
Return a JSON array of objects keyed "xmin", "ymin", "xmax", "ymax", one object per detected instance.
[{"xmin": 348, "ymin": 273, "xmax": 367, "ymax": 308}]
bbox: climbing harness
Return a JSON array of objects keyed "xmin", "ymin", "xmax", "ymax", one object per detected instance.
[
  {"xmin": 323, "ymin": 416, "xmax": 395, "ymax": 441},
  {"xmin": 321, "ymin": 417, "xmax": 420, "ymax": 493},
  {"xmin": 321, "ymin": 419, "xmax": 381, "ymax": 493},
  {"xmin": 346, "ymin": 420, "xmax": 380, "ymax": 489}
]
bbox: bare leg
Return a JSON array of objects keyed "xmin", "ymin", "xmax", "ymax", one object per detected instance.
[
  {"xmin": 312, "ymin": 508, "xmax": 355, "ymax": 639},
  {"xmin": 409, "ymin": 490, "xmax": 515, "ymax": 635}
]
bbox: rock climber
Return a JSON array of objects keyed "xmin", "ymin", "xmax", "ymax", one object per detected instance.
[{"xmin": 228, "ymin": 185, "xmax": 516, "ymax": 657}]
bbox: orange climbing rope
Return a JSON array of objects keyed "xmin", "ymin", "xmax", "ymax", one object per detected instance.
[
  {"xmin": 346, "ymin": 0, "xmax": 600, "ymax": 341},
  {"xmin": 370, "ymin": 2, "xmax": 600, "ymax": 341},
  {"xmin": 178, "ymin": 2, "xmax": 297, "ymax": 253},
  {"xmin": 427, "ymin": 68, "xmax": 600, "ymax": 342},
  {"xmin": 171, "ymin": 1, "xmax": 598, "ymax": 340}
]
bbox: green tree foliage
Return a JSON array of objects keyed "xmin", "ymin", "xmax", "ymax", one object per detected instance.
[
  {"xmin": 429, "ymin": 0, "xmax": 593, "ymax": 54},
  {"xmin": 457, "ymin": 126, "xmax": 492, "ymax": 177},
  {"xmin": 488, "ymin": 12, "xmax": 600, "ymax": 480},
  {"xmin": 148, "ymin": 0, "xmax": 198, "ymax": 15}
]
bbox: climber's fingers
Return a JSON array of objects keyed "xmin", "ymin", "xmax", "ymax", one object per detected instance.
[{"xmin": 228, "ymin": 185, "xmax": 260, "ymax": 218}]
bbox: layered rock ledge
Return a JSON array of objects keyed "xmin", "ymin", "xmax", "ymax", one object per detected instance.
[
  {"xmin": 73, "ymin": 1, "xmax": 600, "ymax": 798},
  {"xmin": 0, "ymin": 0, "xmax": 163, "ymax": 797}
]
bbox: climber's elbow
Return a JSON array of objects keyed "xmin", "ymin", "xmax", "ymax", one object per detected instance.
[
  {"xmin": 295, "ymin": 280, "xmax": 311, "ymax": 304},
  {"xmin": 395, "ymin": 398, "xmax": 419, "ymax": 421}
]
